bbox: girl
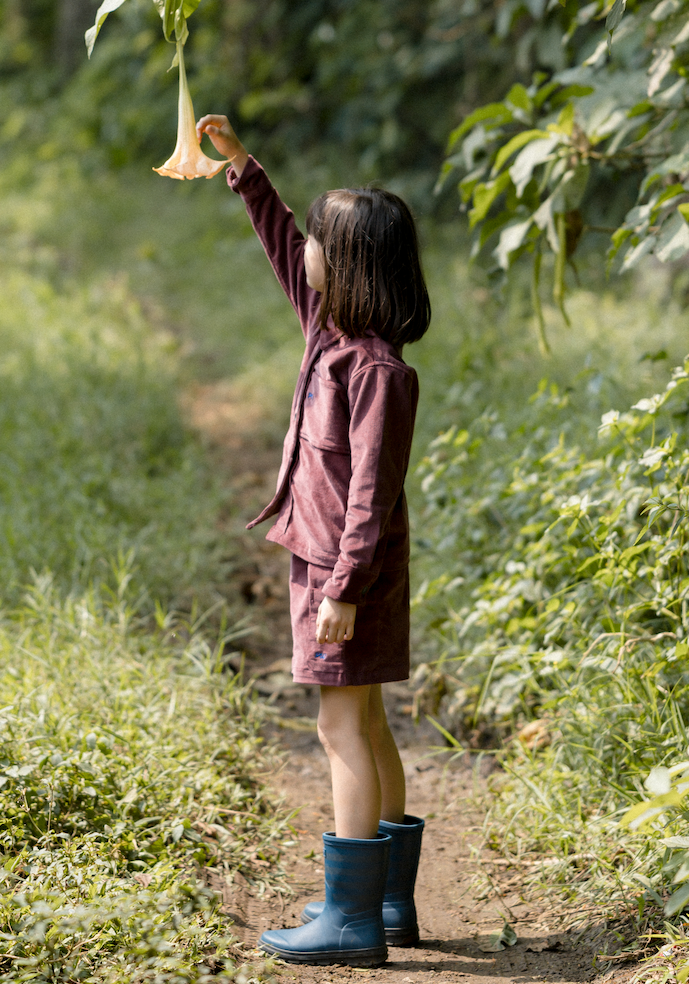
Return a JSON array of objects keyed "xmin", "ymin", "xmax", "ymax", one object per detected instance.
[{"xmin": 196, "ymin": 114, "xmax": 431, "ymax": 968}]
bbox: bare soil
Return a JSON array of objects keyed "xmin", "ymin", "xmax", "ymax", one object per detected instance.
[{"xmin": 188, "ymin": 381, "xmax": 640, "ymax": 984}]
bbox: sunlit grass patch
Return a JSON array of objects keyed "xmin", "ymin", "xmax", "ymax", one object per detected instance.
[{"xmin": 0, "ymin": 263, "xmax": 229, "ymax": 610}]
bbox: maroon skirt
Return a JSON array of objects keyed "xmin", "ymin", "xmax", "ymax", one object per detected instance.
[{"xmin": 289, "ymin": 555, "xmax": 410, "ymax": 687}]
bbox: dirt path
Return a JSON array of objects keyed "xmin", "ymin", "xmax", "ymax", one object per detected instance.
[{"xmin": 187, "ymin": 381, "xmax": 638, "ymax": 984}]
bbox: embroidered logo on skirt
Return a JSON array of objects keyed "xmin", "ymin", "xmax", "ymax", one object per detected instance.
[{"xmin": 314, "ymin": 651, "xmax": 327, "ymax": 660}]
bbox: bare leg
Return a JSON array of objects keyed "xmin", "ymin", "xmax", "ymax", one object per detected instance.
[
  {"xmin": 368, "ymin": 684, "xmax": 406, "ymax": 824},
  {"xmin": 318, "ymin": 685, "xmax": 380, "ymax": 839}
]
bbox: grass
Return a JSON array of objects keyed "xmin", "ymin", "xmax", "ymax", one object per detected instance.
[{"xmin": 0, "ymin": 574, "xmax": 286, "ymax": 982}]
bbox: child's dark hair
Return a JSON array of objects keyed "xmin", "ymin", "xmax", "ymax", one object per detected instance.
[{"xmin": 306, "ymin": 188, "xmax": 431, "ymax": 347}]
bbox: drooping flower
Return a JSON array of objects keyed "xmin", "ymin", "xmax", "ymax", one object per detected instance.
[{"xmin": 153, "ymin": 42, "xmax": 228, "ymax": 180}]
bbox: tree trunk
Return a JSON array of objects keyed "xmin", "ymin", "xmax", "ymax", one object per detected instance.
[{"xmin": 55, "ymin": 0, "xmax": 97, "ymax": 75}]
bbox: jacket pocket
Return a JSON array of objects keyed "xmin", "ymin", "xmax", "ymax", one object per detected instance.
[{"xmin": 300, "ymin": 371, "xmax": 349, "ymax": 454}]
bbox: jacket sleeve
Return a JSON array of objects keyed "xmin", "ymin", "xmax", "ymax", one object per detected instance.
[
  {"xmin": 321, "ymin": 363, "xmax": 417, "ymax": 605},
  {"xmin": 227, "ymin": 156, "xmax": 319, "ymax": 337}
]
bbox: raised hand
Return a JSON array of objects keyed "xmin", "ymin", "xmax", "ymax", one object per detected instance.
[{"xmin": 196, "ymin": 115, "xmax": 249, "ymax": 175}]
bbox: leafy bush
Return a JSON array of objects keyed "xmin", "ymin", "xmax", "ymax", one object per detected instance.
[
  {"xmin": 414, "ymin": 350, "xmax": 689, "ymax": 915},
  {"xmin": 440, "ymin": 0, "xmax": 689, "ymax": 348},
  {"xmin": 416, "ymin": 354, "xmax": 689, "ymax": 738},
  {"xmin": 0, "ymin": 575, "xmax": 282, "ymax": 982}
]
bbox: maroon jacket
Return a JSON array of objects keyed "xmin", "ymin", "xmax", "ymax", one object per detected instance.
[{"xmin": 229, "ymin": 157, "xmax": 419, "ymax": 606}]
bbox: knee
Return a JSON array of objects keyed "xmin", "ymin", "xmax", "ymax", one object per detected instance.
[
  {"xmin": 317, "ymin": 710, "xmax": 365, "ymax": 758},
  {"xmin": 317, "ymin": 717, "xmax": 334, "ymax": 756}
]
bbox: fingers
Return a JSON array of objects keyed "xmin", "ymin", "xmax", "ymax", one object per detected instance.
[
  {"xmin": 316, "ymin": 620, "xmax": 350, "ymax": 644},
  {"xmin": 315, "ymin": 598, "xmax": 356, "ymax": 644},
  {"xmin": 196, "ymin": 114, "xmax": 229, "ymax": 139}
]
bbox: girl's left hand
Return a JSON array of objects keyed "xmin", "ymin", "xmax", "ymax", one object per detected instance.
[{"xmin": 316, "ymin": 597, "xmax": 356, "ymax": 644}]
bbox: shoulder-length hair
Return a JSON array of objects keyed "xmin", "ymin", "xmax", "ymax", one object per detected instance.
[{"xmin": 305, "ymin": 188, "xmax": 431, "ymax": 348}]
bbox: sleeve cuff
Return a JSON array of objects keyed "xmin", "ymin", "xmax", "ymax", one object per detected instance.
[
  {"xmin": 322, "ymin": 564, "xmax": 377, "ymax": 607},
  {"xmin": 226, "ymin": 155, "xmax": 266, "ymax": 198}
]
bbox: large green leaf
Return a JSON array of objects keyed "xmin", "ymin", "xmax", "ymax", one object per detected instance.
[
  {"xmin": 447, "ymin": 104, "xmax": 514, "ymax": 151},
  {"xmin": 509, "ymin": 136, "xmax": 560, "ymax": 197},
  {"xmin": 620, "ymin": 788, "xmax": 684, "ymax": 828},
  {"xmin": 469, "ymin": 172, "xmax": 512, "ymax": 228},
  {"xmin": 492, "ymin": 129, "xmax": 551, "ymax": 176},
  {"xmin": 655, "ymin": 210, "xmax": 689, "ymax": 263},
  {"xmin": 85, "ymin": 0, "xmax": 130, "ymax": 57},
  {"xmin": 665, "ymin": 883, "xmax": 689, "ymax": 916},
  {"xmin": 494, "ymin": 217, "xmax": 534, "ymax": 269}
]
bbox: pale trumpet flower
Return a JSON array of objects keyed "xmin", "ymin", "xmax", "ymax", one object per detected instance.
[{"xmin": 154, "ymin": 42, "xmax": 229, "ymax": 180}]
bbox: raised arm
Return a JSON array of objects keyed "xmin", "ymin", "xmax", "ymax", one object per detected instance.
[{"xmin": 197, "ymin": 115, "xmax": 317, "ymax": 332}]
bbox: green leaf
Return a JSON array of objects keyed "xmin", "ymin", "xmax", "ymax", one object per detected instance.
[
  {"xmin": 494, "ymin": 217, "xmax": 534, "ymax": 269},
  {"xmin": 481, "ymin": 922, "xmax": 519, "ymax": 952},
  {"xmin": 162, "ymin": 0, "xmax": 182, "ymax": 42},
  {"xmin": 621, "ymin": 235, "xmax": 658, "ymax": 272},
  {"xmin": 506, "ymin": 84, "xmax": 532, "ymax": 113},
  {"xmin": 648, "ymin": 48, "xmax": 674, "ymax": 98},
  {"xmin": 662, "ymin": 836, "xmax": 689, "ymax": 849},
  {"xmin": 550, "ymin": 102, "xmax": 574, "ymax": 136},
  {"xmin": 469, "ymin": 172, "xmax": 511, "ymax": 227},
  {"xmin": 493, "ymin": 130, "xmax": 551, "ymax": 176},
  {"xmin": 620, "ymin": 789, "xmax": 683, "ymax": 828},
  {"xmin": 628, "ymin": 100, "xmax": 653, "ymax": 118},
  {"xmin": 641, "ymin": 149, "xmax": 689, "ymax": 195},
  {"xmin": 448, "ymin": 104, "xmax": 513, "ymax": 151},
  {"xmin": 510, "ymin": 137, "xmax": 559, "ymax": 197},
  {"xmin": 533, "ymin": 80, "xmax": 561, "ymax": 108},
  {"xmin": 182, "ymin": 0, "xmax": 202, "ymax": 15},
  {"xmin": 619, "ymin": 543, "xmax": 650, "ymax": 563},
  {"xmin": 561, "ymin": 164, "xmax": 590, "ymax": 210},
  {"xmin": 174, "ymin": 5, "xmax": 189, "ymax": 43},
  {"xmin": 645, "ymin": 765, "xmax": 671, "ymax": 796},
  {"xmin": 655, "ymin": 210, "xmax": 689, "ymax": 263},
  {"xmin": 665, "ymin": 883, "xmax": 689, "ymax": 916},
  {"xmin": 478, "ymin": 209, "xmax": 514, "ymax": 249},
  {"xmin": 551, "ymin": 84, "xmax": 596, "ymax": 106},
  {"xmin": 606, "ymin": 0, "xmax": 627, "ymax": 38},
  {"xmin": 652, "ymin": 0, "xmax": 681, "ymax": 23},
  {"xmin": 84, "ymin": 0, "xmax": 130, "ymax": 57}
]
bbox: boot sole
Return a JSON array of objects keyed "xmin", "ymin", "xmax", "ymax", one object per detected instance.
[{"xmin": 259, "ymin": 941, "xmax": 387, "ymax": 967}]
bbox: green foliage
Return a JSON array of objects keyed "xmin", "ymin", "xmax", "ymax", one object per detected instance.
[
  {"xmin": 414, "ymin": 322, "xmax": 689, "ymax": 916},
  {"xmin": 621, "ymin": 762, "xmax": 689, "ymax": 917},
  {"xmin": 0, "ymin": 575, "xmax": 281, "ymax": 981},
  {"xmin": 86, "ymin": 0, "xmax": 204, "ymax": 59},
  {"xmin": 416, "ymin": 353, "xmax": 689, "ymax": 737},
  {"xmin": 0, "ymin": 0, "xmax": 595, "ymax": 197},
  {"xmin": 441, "ymin": 0, "xmax": 689, "ymax": 345}
]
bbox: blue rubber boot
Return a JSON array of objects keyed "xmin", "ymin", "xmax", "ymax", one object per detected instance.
[
  {"xmin": 300, "ymin": 815, "xmax": 424, "ymax": 947},
  {"xmin": 259, "ymin": 831, "xmax": 390, "ymax": 966}
]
